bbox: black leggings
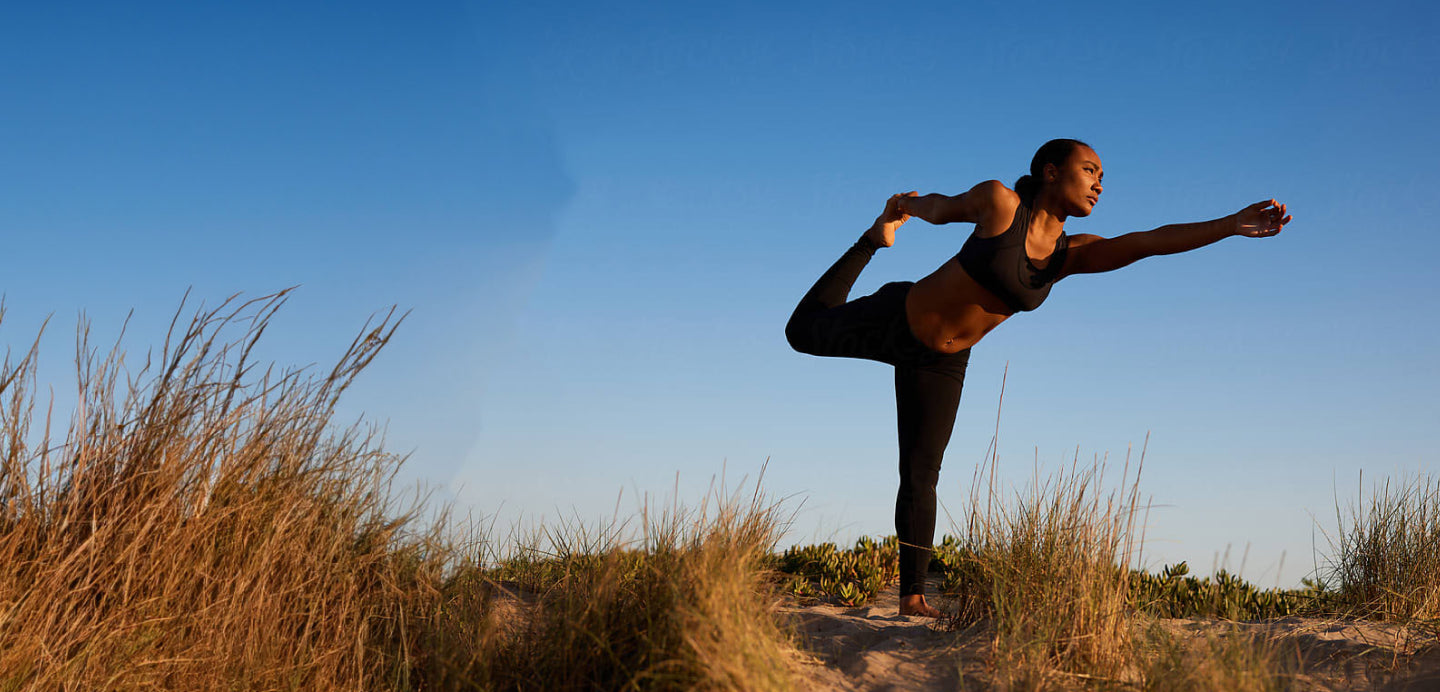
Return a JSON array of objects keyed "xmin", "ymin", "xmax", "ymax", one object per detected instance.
[{"xmin": 785, "ymin": 239, "xmax": 969, "ymax": 597}]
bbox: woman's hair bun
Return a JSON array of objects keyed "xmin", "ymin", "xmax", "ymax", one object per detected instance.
[{"xmin": 1013, "ymin": 174, "xmax": 1037, "ymax": 201}]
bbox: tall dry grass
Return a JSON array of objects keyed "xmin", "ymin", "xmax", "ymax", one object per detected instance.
[
  {"xmin": 435, "ymin": 483, "xmax": 798, "ymax": 690},
  {"xmin": 0, "ymin": 292, "xmax": 802, "ymax": 690},
  {"xmin": 0, "ymin": 292, "xmax": 446, "ymax": 689},
  {"xmin": 3, "ymin": 290, "xmax": 1382, "ymax": 689},
  {"xmin": 1325, "ymin": 471, "xmax": 1440, "ymax": 623},
  {"xmin": 944, "ymin": 448, "xmax": 1144, "ymax": 689},
  {"xmin": 941, "ymin": 443, "xmax": 1319, "ymax": 690},
  {"xmin": 929, "ymin": 367, "xmax": 1143, "ymax": 688},
  {"xmin": 932, "ymin": 365, "xmax": 1336, "ymax": 689}
]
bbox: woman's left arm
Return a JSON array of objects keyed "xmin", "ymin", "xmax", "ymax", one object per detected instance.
[{"xmin": 1061, "ymin": 199, "xmax": 1291, "ymax": 277}]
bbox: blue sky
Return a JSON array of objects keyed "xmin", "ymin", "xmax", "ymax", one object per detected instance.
[{"xmin": 2, "ymin": 1, "xmax": 1437, "ymax": 586}]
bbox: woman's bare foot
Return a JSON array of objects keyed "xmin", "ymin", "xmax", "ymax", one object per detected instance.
[
  {"xmin": 863, "ymin": 194, "xmax": 911, "ymax": 248},
  {"xmin": 899, "ymin": 594, "xmax": 943, "ymax": 618}
]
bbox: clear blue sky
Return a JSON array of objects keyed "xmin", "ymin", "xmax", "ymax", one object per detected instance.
[{"xmin": 2, "ymin": 1, "xmax": 1436, "ymax": 587}]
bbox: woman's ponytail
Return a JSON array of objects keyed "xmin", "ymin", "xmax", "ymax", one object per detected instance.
[{"xmin": 1013, "ymin": 174, "xmax": 1038, "ymax": 202}]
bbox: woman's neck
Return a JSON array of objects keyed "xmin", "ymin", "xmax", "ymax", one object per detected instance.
[{"xmin": 1027, "ymin": 192, "xmax": 1068, "ymax": 237}]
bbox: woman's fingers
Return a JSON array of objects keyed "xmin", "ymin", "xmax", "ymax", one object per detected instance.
[
  {"xmin": 881, "ymin": 194, "xmax": 909, "ymax": 224},
  {"xmin": 1239, "ymin": 199, "xmax": 1291, "ymax": 236},
  {"xmin": 1231, "ymin": 195, "xmax": 1289, "ymax": 236}
]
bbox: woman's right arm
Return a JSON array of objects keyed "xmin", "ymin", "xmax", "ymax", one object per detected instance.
[{"xmin": 897, "ymin": 180, "xmax": 1012, "ymax": 225}]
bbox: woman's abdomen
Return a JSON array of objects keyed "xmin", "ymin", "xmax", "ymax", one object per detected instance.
[{"xmin": 905, "ymin": 262, "xmax": 1012, "ymax": 353}]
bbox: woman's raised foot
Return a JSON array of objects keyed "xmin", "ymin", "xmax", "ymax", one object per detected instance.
[{"xmin": 863, "ymin": 193, "xmax": 913, "ymax": 248}]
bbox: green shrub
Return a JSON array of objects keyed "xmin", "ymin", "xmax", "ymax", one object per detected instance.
[{"xmin": 778, "ymin": 535, "xmax": 899, "ymax": 607}]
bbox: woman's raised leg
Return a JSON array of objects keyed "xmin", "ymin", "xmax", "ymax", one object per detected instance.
[
  {"xmin": 785, "ymin": 194, "xmax": 911, "ymax": 357},
  {"xmin": 784, "ymin": 236, "xmax": 880, "ymax": 355}
]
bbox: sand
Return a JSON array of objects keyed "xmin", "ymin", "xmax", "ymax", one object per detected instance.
[
  {"xmin": 489, "ymin": 579, "xmax": 1440, "ymax": 689},
  {"xmin": 783, "ymin": 584, "xmax": 1440, "ymax": 691},
  {"xmin": 781, "ymin": 585, "xmax": 976, "ymax": 690}
]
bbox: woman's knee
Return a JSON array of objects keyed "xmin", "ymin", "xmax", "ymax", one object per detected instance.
[
  {"xmin": 898, "ymin": 452, "xmax": 943, "ymax": 492},
  {"xmin": 785, "ymin": 313, "xmax": 815, "ymax": 354}
]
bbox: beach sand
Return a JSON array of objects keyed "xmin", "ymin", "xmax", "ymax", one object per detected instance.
[
  {"xmin": 783, "ymin": 583, "xmax": 1440, "ymax": 691},
  {"xmin": 488, "ymin": 579, "xmax": 1439, "ymax": 689}
]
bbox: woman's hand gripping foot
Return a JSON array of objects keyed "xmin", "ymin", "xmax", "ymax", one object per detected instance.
[{"xmin": 862, "ymin": 192, "xmax": 918, "ymax": 248}]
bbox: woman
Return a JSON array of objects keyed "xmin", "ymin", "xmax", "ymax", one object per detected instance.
[{"xmin": 784, "ymin": 139, "xmax": 1290, "ymax": 617}]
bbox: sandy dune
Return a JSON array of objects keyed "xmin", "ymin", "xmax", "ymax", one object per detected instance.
[
  {"xmin": 489, "ymin": 579, "xmax": 1439, "ymax": 689},
  {"xmin": 784, "ymin": 585, "xmax": 1440, "ymax": 691}
]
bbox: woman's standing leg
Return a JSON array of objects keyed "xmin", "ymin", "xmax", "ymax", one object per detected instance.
[{"xmin": 893, "ymin": 354, "xmax": 968, "ymax": 611}]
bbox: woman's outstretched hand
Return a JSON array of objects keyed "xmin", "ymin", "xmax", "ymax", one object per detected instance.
[
  {"xmin": 1234, "ymin": 199, "xmax": 1292, "ymax": 238},
  {"xmin": 864, "ymin": 192, "xmax": 919, "ymax": 248}
]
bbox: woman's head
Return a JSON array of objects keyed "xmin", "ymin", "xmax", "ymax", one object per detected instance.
[{"xmin": 1014, "ymin": 139, "xmax": 1101, "ymax": 213}]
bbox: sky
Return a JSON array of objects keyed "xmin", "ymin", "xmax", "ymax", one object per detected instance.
[{"xmin": 1, "ymin": 1, "xmax": 1437, "ymax": 587}]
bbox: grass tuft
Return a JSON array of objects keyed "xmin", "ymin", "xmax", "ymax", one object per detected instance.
[
  {"xmin": 1324, "ymin": 471, "xmax": 1440, "ymax": 623},
  {"xmin": 439, "ymin": 482, "xmax": 798, "ymax": 691},
  {"xmin": 0, "ymin": 292, "xmax": 438, "ymax": 689},
  {"xmin": 1138, "ymin": 623, "xmax": 1301, "ymax": 692},
  {"xmin": 941, "ymin": 449, "xmax": 1144, "ymax": 688},
  {"xmin": 0, "ymin": 293, "xmax": 801, "ymax": 691}
]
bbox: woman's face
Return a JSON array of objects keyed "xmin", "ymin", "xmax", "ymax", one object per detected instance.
[{"xmin": 1045, "ymin": 146, "xmax": 1104, "ymax": 217}]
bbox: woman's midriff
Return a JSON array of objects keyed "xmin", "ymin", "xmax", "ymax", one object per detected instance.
[{"xmin": 904, "ymin": 259, "xmax": 1012, "ymax": 354}]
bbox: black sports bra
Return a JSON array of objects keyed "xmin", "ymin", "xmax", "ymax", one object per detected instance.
[{"xmin": 954, "ymin": 202, "xmax": 1068, "ymax": 313}]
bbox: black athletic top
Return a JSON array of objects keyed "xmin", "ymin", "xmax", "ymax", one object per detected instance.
[{"xmin": 954, "ymin": 201, "xmax": 1068, "ymax": 313}]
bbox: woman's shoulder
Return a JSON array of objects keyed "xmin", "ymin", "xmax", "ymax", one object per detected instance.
[
  {"xmin": 966, "ymin": 180, "xmax": 1021, "ymax": 207},
  {"xmin": 964, "ymin": 181, "xmax": 1022, "ymax": 236}
]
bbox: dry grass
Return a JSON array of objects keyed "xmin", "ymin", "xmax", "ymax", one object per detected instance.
[
  {"xmin": 940, "ymin": 444, "xmax": 1323, "ymax": 690},
  {"xmin": 935, "ymin": 367, "xmax": 1146, "ymax": 688},
  {"xmin": 1137, "ymin": 623, "xmax": 1301, "ymax": 692},
  {"xmin": 0, "ymin": 292, "xmax": 801, "ymax": 690},
  {"xmin": 1324, "ymin": 471, "xmax": 1440, "ymax": 624},
  {"xmin": 0, "ymin": 292, "xmax": 445, "ymax": 689},
  {"xmin": 4, "ymin": 292, "xmax": 1429, "ymax": 689},
  {"xmin": 943, "ymin": 449, "xmax": 1143, "ymax": 690},
  {"xmin": 438, "ymin": 483, "xmax": 798, "ymax": 691}
]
